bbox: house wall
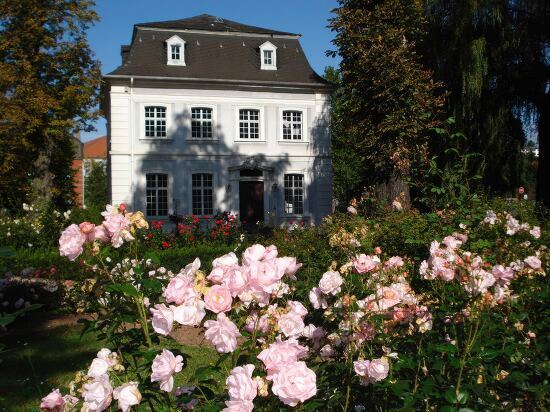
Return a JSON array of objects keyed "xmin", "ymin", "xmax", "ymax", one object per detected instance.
[{"xmin": 109, "ymin": 85, "xmax": 331, "ymax": 224}]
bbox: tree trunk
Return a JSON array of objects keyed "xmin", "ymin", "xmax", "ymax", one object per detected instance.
[{"xmin": 536, "ymin": 96, "xmax": 549, "ymax": 206}]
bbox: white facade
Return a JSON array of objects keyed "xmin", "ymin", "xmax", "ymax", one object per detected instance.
[{"xmin": 108, "ymin": 85, "xmax": 331, "ymax": 225}]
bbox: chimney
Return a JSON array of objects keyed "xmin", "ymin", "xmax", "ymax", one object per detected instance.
[{"xmin": 121, "ymin": 45, "xmax": 131, "ymax": 64}]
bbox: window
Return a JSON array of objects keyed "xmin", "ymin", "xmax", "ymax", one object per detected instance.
[
  {"xmin": 144, "ymin": 106, "xmax": 166, "ymax": 138},
  {"xmin": 146, "ymin": 174, "xmax": 168, "ymax": 217},
  {"xmin": 171, "ymin": 44, "xmax": 181, "ymax": 61},
  {"xmin": 166, "ymin": 35, "xmax": 186, "ymax": 65},
  {"xmin": 282, "ymin": 111, "xmax": 303, "ymax": 140},
  {"xmin": 259, "ymin": 41, "xmax": 277, "ymax": 70},
  {"xmin": 192, "ymin": 173, "xmax": 213, "ymax": 216},
  {"xmin": 239, "ymin": 109, "xmax": 260, "ymax": 139},
  {"xmin": 191, "ymin": 108, "xmax": 213, "ymax": 139},
  {"xmin": 263, "ymin": 50, "xmax": 273, "ymax": 65},
  {"xmin": 284, "ymin": 174, "xmax": 304, "ymax": 214}
]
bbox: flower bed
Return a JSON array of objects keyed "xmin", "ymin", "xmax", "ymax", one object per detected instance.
[{"xmin": 29, "ymin": 202, "xmax": 548, "ymax": 411}]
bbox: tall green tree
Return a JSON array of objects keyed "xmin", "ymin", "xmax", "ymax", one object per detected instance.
[
  {"xmin": 328, "ymin": 0, "xmax": 444, "ymax": 202},
  {"xmin": 84, "ymin": 160, "xmax": 107, "ymax": 209},
  {"xmin": 422, "ymin": 0, "xmax": 549, "ymax": 201},
  {"xmin": 0, "ymin": 0, "xmax": 101, "ymax": 211}
]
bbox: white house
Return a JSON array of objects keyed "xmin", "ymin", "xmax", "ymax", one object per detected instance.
[{"xmin": 103, "ymin": 14, "xmax": 332, "ymax": 226}]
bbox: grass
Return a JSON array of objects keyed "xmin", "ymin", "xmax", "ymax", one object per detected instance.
[{"xmin": 0, "ymin": 315, "xmax": 221, "ymax": 411}]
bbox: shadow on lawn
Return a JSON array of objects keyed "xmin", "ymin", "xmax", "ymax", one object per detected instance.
[{"xmin": 0, "ymin": 314, "xmax": 102, "ymax": 412}]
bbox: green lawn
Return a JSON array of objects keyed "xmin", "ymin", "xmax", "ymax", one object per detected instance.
[{"xmin": 0, "ymin": 315, "xmax": 221, "ymax": 411}]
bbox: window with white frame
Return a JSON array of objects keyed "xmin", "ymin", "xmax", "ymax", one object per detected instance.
[
  {"xmin": 239, "ymin": 109, "xmax": 260, "ymax": 139},
  {"xmin": 144, "ymin": 106, "xmax": 167, "ymax": 138},
  {"xmin": 166, "ymin": 35, "xmax": 185, "ymax": 65},
  {"xmin": 259, "ymin": 41, "xmax": 277, "ymax": 70},
  {"xmin": 192, "ymin": 173, "xmax": 213, "ymax": 216},
  {"xmin": 191, "ymin": 107, "xmax": 213, "ymax": 139},
  {"xmin": 171, "ymin": 44, "xmax": 181, "ymax": 61},
  {"xmin": 284, "ymin": 174, "xmax": 304, "ymax": 214},
  {"xmin": 263, "ymin": 50, "xmax": 273, "ymax": 65},
  {"xmin": 282, "ymin": 111, "xmax": 303, "ymax": 140},
  {"xmin": 146, "ymin": 173, "xmax": 168, "ymax": 217}
]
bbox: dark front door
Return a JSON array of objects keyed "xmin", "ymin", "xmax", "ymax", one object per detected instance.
[{"xmin": 239, "ymin": 181, "xmax": 264, "ymax": 225}]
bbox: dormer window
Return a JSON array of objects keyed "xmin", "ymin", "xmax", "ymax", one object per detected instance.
[
  {"xmin": 259, "ymin": 41, "xmax": 277, "ymax": 70},
  {"xmin": 166, "ymin": 35, "xmax": 186, "ymax": 66}
]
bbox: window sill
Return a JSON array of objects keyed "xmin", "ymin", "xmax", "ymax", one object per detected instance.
[
  {"xmin": 234, "ymin": 139, "xmax": 267, "ymax": 144},
  {"xmin": 277, "ymin": 140, "xmax": 309, "ymax": 145},
  {"xmin": 139, "ymin": 137, "xmax": 173, "ymax": 142},
  {"xmin": 186, "ymin": 138, "xmax": 219, "ymax": 143}
]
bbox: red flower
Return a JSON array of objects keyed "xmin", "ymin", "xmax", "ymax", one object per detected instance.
[
  {"xmin": 161, "ymin": 241, "xmax": 170, "ymax": 249},
  {"xmin": 119, "ymin": 203, "xmax": 126, "ymax": 213}
]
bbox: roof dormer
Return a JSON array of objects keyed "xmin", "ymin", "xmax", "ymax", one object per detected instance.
[
  {"xmin": 259, "ymin": 41, "xmax": 277, "ymax": 70},
  {"xmin": 166, "ymin": 35, "xmax": 186, "ymax": 66}
]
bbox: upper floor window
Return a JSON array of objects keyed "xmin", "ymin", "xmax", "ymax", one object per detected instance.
[
  {"xmin": 191, "ymin": 107, "xmax": 213, "ymax": 139},
  {"xmin": 282, "ymin": 111, "xmax": 303, "ymax": 140},
  {"xmin": 284, "ymin": 174, "xmax": 304, "ymax": 215},
  {"xmin": 259, "ymin": 41, "xmax": 277, "ymax": 70},
  {"xmin": 192, "ymin": 173, "xmax": 213, "ymax": 216},
  {"xmin": 166, "ymin": 35, "xmax": 186, "ymax": 65},
  {"xmin": 239, "ymin": 109, "xmax": 260, "ymax": 139},
  {"xmin": 144, "ymin": 106, "xmax": 166, "ymax": 138},
  {"xmin": 146, "ymin": 173, "xmax": 168, "ymax": 217}
]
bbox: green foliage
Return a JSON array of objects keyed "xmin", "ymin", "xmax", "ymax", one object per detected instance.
[
  {"xmin": 0, "ymin": 0, "xmax": 101, "ymax": 210},
  {"xmin": 84, "ymin": 161, "xmax": 108, "ymax": 209},
  {"xmin": 328, "ymin": 0, "xmax": 445, "ymax": 187}
]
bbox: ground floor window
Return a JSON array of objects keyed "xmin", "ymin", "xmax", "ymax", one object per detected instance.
[
  {"xmin": 192, "ymin": 173, "xmax": 213, "ymax": 216},
  {"xmin": 284, "ymin": 174, "xmax": 304, "ymax": 214},
  {"xmin": 146, "ymin": 173, "xmax": 168, "ymax": 216}
]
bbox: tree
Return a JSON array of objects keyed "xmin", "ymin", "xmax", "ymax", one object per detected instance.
[
  {"xmin": 0, "ymin": 0, "xmax": 101, "ymax": 211},
  {"xmin": 84, "ymin": 160, "xmax": 107, "ymax": 209},
  {"xmin": 328, "ymin": 0, "xmax": 444, "ymax": 204}
]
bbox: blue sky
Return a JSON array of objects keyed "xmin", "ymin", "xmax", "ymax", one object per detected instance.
[{"xmin": 82, "ymin": 0, "xmax": 340, "ymax": 141}]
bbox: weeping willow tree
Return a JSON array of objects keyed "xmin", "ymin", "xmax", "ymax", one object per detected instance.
[{"xmin": 422, "ymin": 0, "xmax": 548, "ymax": 200}]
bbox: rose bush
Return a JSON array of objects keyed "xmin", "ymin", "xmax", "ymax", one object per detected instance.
[{"xmin": 35, "ymin": 202, "xmax": 548, "ymax": 411}]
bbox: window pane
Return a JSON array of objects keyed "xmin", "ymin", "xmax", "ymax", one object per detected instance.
[
  {"xmin": 146, "ymin": 173, "xmax": 168, "ymax": 216},
  {"xmin": 239, "ymin": 109, "xmax": 260, "ymax": 139},
  {"xmin": 284, "ymin": 174, "xmax": 304, "ymax": 214},
  {"xmin": 192, "ymin": 173, "xmax": 214, "ymax": 215},
  {"xmin": 282, "ymin": 111, "xmax": 303, "ymax": 140}
]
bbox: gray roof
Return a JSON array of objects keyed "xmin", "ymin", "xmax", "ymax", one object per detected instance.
[
  {"xmin": 105, "ymin": 15, "xmax": 330, "ymax": 90},
  {"xmin": 135, "ymin": 14, "xmax": 299, "ymax": 37}
]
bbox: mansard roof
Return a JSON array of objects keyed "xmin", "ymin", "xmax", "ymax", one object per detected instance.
[
  {"xmin": 135, "ymin": 14, "xmax": 299, "ymax": 37},
  {"xmin": 105, "ymin": 15, "xmax": 330, "ymax": 90}
]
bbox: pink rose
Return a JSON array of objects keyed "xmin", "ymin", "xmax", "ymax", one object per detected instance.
[
  {"xmin": 353, "ymin": 254, "xmax": 379, "ymax": 274},
  {"xmin": 223, "ymin": 266, "xmax": 250, "ymax": 297},
  {"xmin": 248, "ymin": 260, "xmax": 285, "ymax": 293},
  {"xmin": 385, "ymin": 256, "xmax": 404, "ymax": 269},
  {"xmin": 347, "ymin": 206, "xmax": 358, "ymax": 215},
  {"xmin": 374, "ymin": 286, "xmax": 402, "ymax": 310},
  {"xmin": 151, "ymin": 349, "xmax": 184, "ymax": 392},
  {"xmin": 353, "ymin": 357, "xmax": 389, "ymax": 385},
  {"xmin": 276, "ymin": 257, "xmax": 303, "ymax": 280},
  {"xmin": 492, "ymin": 265, "xmax": 514, "ymax": 286},
  {"xmin": 309, "ymin": 287, "xmax": 328, "ymax": 309},
  {"xmin": 94, "ymin": 225, "xmax": 110, "ymax": 243},
  {"xmin": 40, "ymin": 389, "xmax": 65, "ymax": 411},
  {"xmin": 242, "ymin": 244, "xmax": 268, "ymax": 265},
  {"xmin": 287, "ymin": 300, "xmax": 308, "ymax": 318},
  {"xmin": 464, "ymin": 269, "xmax": 495, "ymax": 295},
  {"xmin": 442, "ymin": 235, "xmax": 462, "ymax": 250},
  {"xmin": 212, "ymin": 252, "xmax": 239, "ymax": 268},
  {"xmin": 82, "ymin": 375, "xmax": 113, "ymax": 411},
  {"xmin": 204, "ymin": 313, "xmax": 241, "ymax": 353},
  {"xmin": 102, "ymin": 213, "xmax": 129, "ymax": 235},
  {"xmin": 226, "ymin": 364, "xmax": 258, "ymax": 401},
  {"xmin": 530, "ymin": 226, "xmax": 541, "ymax": 239},
  {"xmin": 204, "ymin": 285, "xmax": 233, "ymax": 313},
  {"xmin": 113, "ymin": 382, "xmax": 141, "ymax": 412},
  {"xmin": 244, "ymin": 312, "xmax": 270, "ymax": 334},
  {"xmin": 257, "ymin": 338, "xmax": 308, "ymax": 378},
  {"xmin": 172, "ymin": 300, "xmax": 206, "ymax": 326},
  {"xmin": 59, "ymin": 224, "xmax": 86, "ymax": 261},
  {"xmin": 318, "ymin": 271, "xmax": 343, "ymax": 295},
  {"xmin": 223, "ymin": 400, "xmax": 254, "ymax": 412},
  {"xmin": 150, "ymin": 304, "xmax": 174, "ymax": 335},
  {"xmin": 277, "ymin": 311, "xmax": 305, "ymax": 338},
  {"xmin": 271, "ymin": 361, "xmax": 317, "ymax": 406},
  {"xmin": 163, "ymin": 274, "xmax": 197, "ymax": 305},
  {"xmin": 79, "ymin": 222, "xmax": 96, "ymax": 242},
  {"xmin": 88, "ymin": 357, "xmax": 109, "ymax": 378},
  {"xmin": 524, "ymin": 256, "xmax": 542, "ymax": 270}
]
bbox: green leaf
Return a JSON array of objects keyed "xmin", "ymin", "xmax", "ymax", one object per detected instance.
[
  {"xmin": 444, "ymin": 388, "xmax": 457, "ymax": 403},
  {"xmin": 107, "ymin": 283, "xmax": 139, "ymax": 298}
]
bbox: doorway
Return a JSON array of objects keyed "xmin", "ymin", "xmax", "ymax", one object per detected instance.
[{"xmin": 239, "ymin": 180, "xmax": 264, "ymax": 226}]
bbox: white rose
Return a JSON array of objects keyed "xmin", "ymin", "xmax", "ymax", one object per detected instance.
[
  {"xmin": 113, "ymin": 382, "xmax": 141, "ymax": 412},
  {"xmin": 88, "ymin": 357, "xmax": 109, "ymax": 378},
  {"xmin": 309, "ymin": 287, "xmax": 328, "ymax": 309},
  {"xmin": 82, "ymin": 375, "xmax": 113, "ymax": 411},
  {"xmin": 318, "ymin": 271, "xmax": 343, "ymax": 295},
  {"xmin": 277, "ymin": 311, "xmax": 305, "ymax": 338}
]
